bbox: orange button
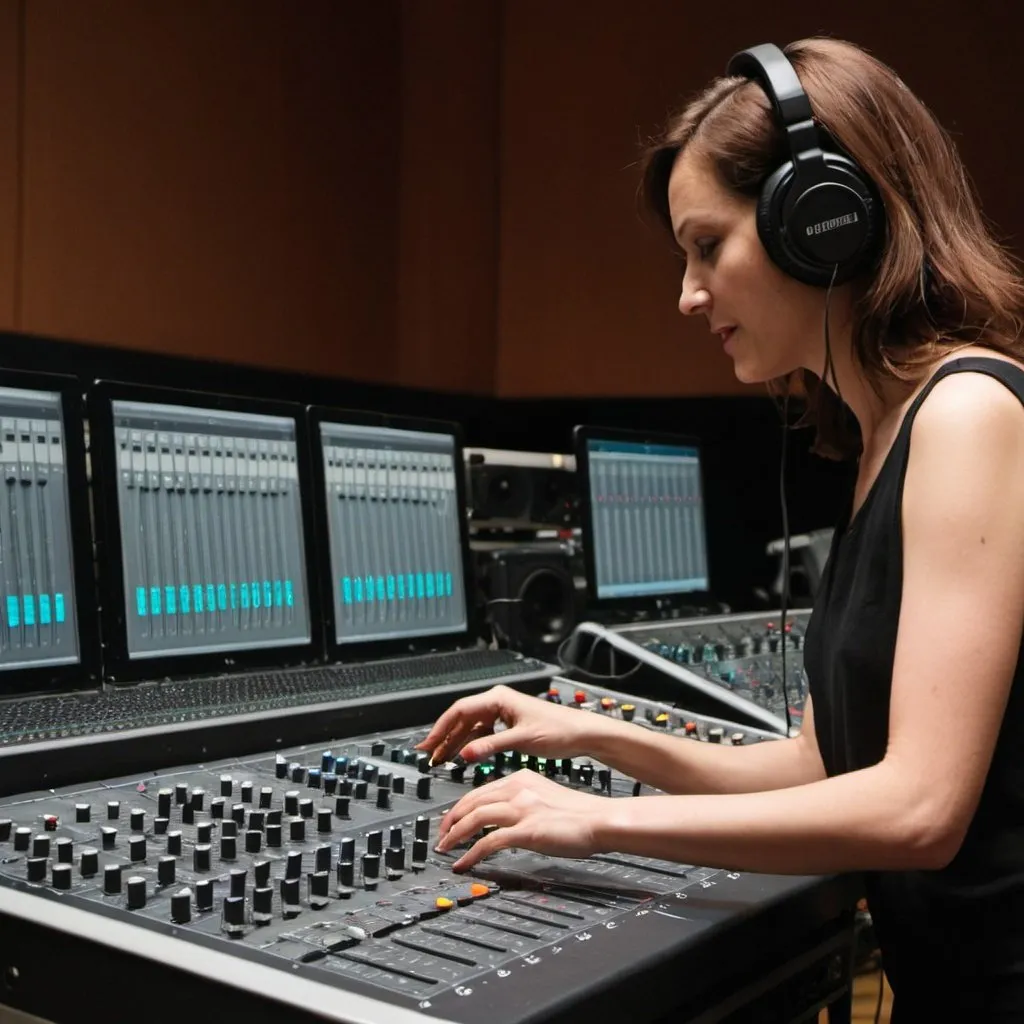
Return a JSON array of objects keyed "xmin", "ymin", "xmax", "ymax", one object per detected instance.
[
  {"xmin": 684, "ymin": 721, "xmax": 697, "ymax": 733},
  {"xmin": 435, "ymin": 897, "xmax": 454, "ymax": 910},
  {"xmin": 574, "ymin": 690, "xmax": 586, "ymax": 704},
  {"xmin": 470, "ymin": 883, "xmax": 490, "ymax": 898}
]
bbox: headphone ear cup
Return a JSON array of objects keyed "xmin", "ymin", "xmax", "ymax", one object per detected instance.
[{"xmin": 756, "ymin": 161, "xmax": 816, "ymax": 283}]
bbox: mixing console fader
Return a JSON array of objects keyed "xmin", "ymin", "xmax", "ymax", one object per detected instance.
[{"xmin": 0, "ymin": 703, "xmax": 856, "ymax": 1024}]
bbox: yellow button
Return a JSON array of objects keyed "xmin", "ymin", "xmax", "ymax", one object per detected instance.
[
  {"xmin": 655, "ymin": 712, "xmax": 670, "ymax": 724},
  {"xmin": 622, "ymin": 704, "xmax": 635, "ymax": 712},
  {"xmin": 435, "ymin": 897, "xmax": 454, "ymax": 910}
]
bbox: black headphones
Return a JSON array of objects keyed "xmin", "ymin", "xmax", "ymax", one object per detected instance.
[{"xmin": 726, "ymin": 43, "xmax": 883, "ymax": 287}]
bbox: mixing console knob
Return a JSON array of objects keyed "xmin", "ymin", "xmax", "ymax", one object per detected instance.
[
  {"xmin": 222, "ymin": 821, "xmax": 238, "ymax": 839},
  {"xmin": 171, "ymin": 889, "xmax": 192, "ymax": 924},
  {"xmin": 545, "ymin": 758, "xmax": 559, "ymax": 778},
  {"xmin": 80, "ymin": 848, "xmax": 98, "ymax": 877},
  {"xmin": 385, "ymin": 847, "xmax": 405, "ymax": 879},
  {"xmin": 290, "ymin": 764, "xmax": 305, "ymax": 784},
  {"xmin": 237, "ymin": 781, "xmax": 251, "ymax": 804},
  {"xmin": 573, "ymin": 690, "xmax": 587, "ymax": 706},
  {"xmin": 314, "ymin": 844, "xmax": 332, "ymax": 873},
  {"xmin": 545, "ymin": 687, "xmax": 561, "ymax": 703},
  {"xmin": 338, "ymin": 779, "xmax": 353, "ymax": 798},
  {"xmin": 194, "ymin": 845, "xmax": 211, "ymax": 872},
  {"xmin": 181, "ymin": 802, "xmax": 195, "ymax": 826},
  {"xmin": 362, "ymin": 764, "xmax": 378, "ymax": 784},
  {"xmin": 414, "ymin": 816, "xmax": 430, "ymax": 842},
  {"xmin": 31, "ymin": 836, "xmax": 49, "ymax": 859},
  {"xmin": 376, "ymin": 787, "xmax": 391, "ymax": 811},
  {"xmin": 0, "ymin": 819, "xmax": 10, "ymax": 841},
  {"xmin": 175, "ymin": 783, "xmax": 188, "ymax": 805},
  {"xmin": 104, "ymin": 864, "xmax": 122, "ymax": 895},
  {"xmin": 580, "ymin": 763, "xmax": 594, "ymax": 787},
  {"xmin": 126, "ymin": 876, "xmax": 147, "ymax": 910},
  {"xmin": 101, "ymin": 827, "xmax": 117, "ymax": 850},
  {"xmin": 130, "ymin": 808, "xmax": 145, "ymax": 832},
  {"xmin": 267, "ymin": 809, "xmax": 282, "ymax": 827},
  {"xmin": 340, "ymin": 838, "xmax": 356, "ymax": 862},
  {"xmin": 56, "ymin": 838, "xmax": 73, "ymax": 864},
  {"xmin": 510, "ymin": 751, "xmax": 523, "ymax": 770},
  {"xmin": 286, "ymin": 851, "xmax": 303, "ymax": 880},
  {"xmin": 621, "ymin": 704, "xmax": 636, "ymax": 722},
  {"xmin": 335, "ymin": 755, "xmax": 350, "ymax": 775},
  {"xmin": 570, "ymin": 764, "xmax": 582, "ymax": 786},
  {"xmin": 405, "ymin": 750, "xmax": 420, "ymax": 767},
  {"xmin": 280, "ymin": 877, "xmax": 300, "ymax": 912},
  {"xmin": 390, "ymin": 749, "xmax": 403, "ymax": 764},
  {"xmin": 220, "ymin": 775, "xmax": 233, "ymax": 797},
  {"xmin": 318, "ymin": 808, "xmax": 333, "ymax": 833},
  {"xmin": 254, "ymin": 860, "xmax": 271, "ymax": 888},
  {"xmin": 389, "ymin": 826, "xmax": 404, "ymax": 849},
  {"xmin": 299, "ymin": 799, "xmax": 314, "ymax": 819},
  {"xmin": 154, "ymin": 818, "xmax": 169, "ymax": 835},
  {"xmin": 157, "ymin": 789, "xmax": 173, "ymax": 819},
  {"xmin": 158, "ymin": 856, "xmax": 176, "ymax": 886},
  {"xmin": 230, "ymin": 868, "xmax": 247, "ymax": 898},
  {"xmin": 210, "ymin": 798, "xmax": 225, "ymax": 819},
  {"xmin": 392, "ymin": 776, "xmax": 405, "ymax": 795},
  {"xmin": 222, "ymin": 895, "xmax": 246, "ymax": 932},
  {"xmin": 129, "ymin": 836, "xmax": 146, "ymax": 862},
  {"xmin": 252, "ymin": 886, "xmax": 273, "ymax": 923},
  {"xmin": 191, "ymin": 789, "xmax": 205, "ymax": 811},
  {"xmin": 231, "ymin": 804, "xmax": 245, "ymax": 827},
  {"xmin": 684, "ymin": 722, "xmax": 698, "ymax": 736},
  {"xmin": 289, "ymin": 819, "xmax": 305, "ymax": 843},
  {"xmin": 730, "ymin": 732, "xmax": 745, "ymax": 745},
  {"xmin": 653, "ymin": 712, "xmax": 670, "ymax": 728},
  {"xmin": 308, "ymin": 769, "xmax": 322, "ymax": 789},
  {"xmin": 26, "ymin": 858, "xmax": 46, "ymax": 883},
  {"xmin": 321, "ymin": 751, "xmax": 336, "ymax": 773},
  {"xmin": 416, "ymin": 777, "xmax": 431, "ymax": 800},
  {"xmin": 354, "ymin": 781, "xmax": 368, "ymax": 801},
  {"xmin": 474, "ymin": 765, "xmax": 493, "ymax": 786},
  {"xmin": 600, "ymin": 697, "xmax": 616, "ymax": 711},
  {"xmin": 346, "ymin": 759, "xmax": 360, "ymax": 779},
  {"xmin": 561, "ymin": 757, "xmax": 573, "ymax": 776},
  {"xmin": 107, "ymin": 800, "xmax": 120, "ymax": 820},
  {"xmin": 366, "ymin": 830, "xmax": 383, "ymax": 856},
  {"xmin": 335, "ymin": 796, "xmax": 350, "ymax": 819},
  {"xmin": 308, "ymin": 871, "xmax": 330, "ymax": 908},
  {"xmin": 275, "ymin": 755, "xmax": 288, "ymax": 779},
  {"xmin": 284, "ymin": 791, "xmax": 299, "ymax": 816},
  {"xmin": 362, "ymin": 853, "xmax": 380, "ymax": 884},
  {"xmin": 526, "ymin": 756, "xmax": 538, "ymax": 772},
  {"xmin": 377, "ymin": 771, "xmax": 392, "ymax": 791},
  {"xmin": 337, "ymin": 861, "xmax": 355, "ymax": 893},
  {"xmin": 412, "ymin": 838, "xmax": 428, "ymax": 868},
  {"xmin": 221, "ymin": 835, "xmax": 238, "ymax": 860},
  {"xmin": 371, "ymin": 740, "xmax": 386, "ymax": 757},
  {"xmin": 52, "ymin": 863, "xmax": 72, "ymax": 890},
  {"xmin": 167, "ymin": 831, "xmax": 183, "ymax": 856},
  {"xmin": 196, "ymin": 879, "xmax": 214, "ymax": 913},
  {"xmin": 323, "ymin": 774, "xmax": 338, "ymax": 796},
  {"xmin": 245, "ymin": 830, "xmax": 262, "ymax": 854},
  {"xmin": 449, "ymin": 764, "xmax": 466, "ymax": 783},
  {"xmin": 598, "ymin": 768, "xmax": 613, "ymax": 794},
  {"xmin": 259, "ymin": 787, "xmax": 272, "ymax": 809},
  {"xmin": 75, "ymin": 803, "xmax": 90, "ymax": 823},
  {"xmin": 248, "ymin": 811, "xmax": 265, "ymax": 832},
  {"xmin": 708, "ymin": 727, "xmax": 724, "ymax": 743}
]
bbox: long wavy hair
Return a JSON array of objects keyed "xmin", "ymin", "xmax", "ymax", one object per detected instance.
[{"xmin": 640, "ymin": 37, "xmax": 1024, "ymax": 458}]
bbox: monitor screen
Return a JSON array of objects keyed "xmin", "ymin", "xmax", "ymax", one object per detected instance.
[
  {"xmin": 0, "ymin": 387, "xmax": 80, "ymax": 670},
  {"xmin": 111, "ymin": 399, "xmax": 312, "ymax": 660},
  {"xmin": 582, "ymin": 433, "xmax": 709, "ymax": 601},
  {"xmin": 318, "ymin": 420, "xmax": 468, "ymax": 644}
]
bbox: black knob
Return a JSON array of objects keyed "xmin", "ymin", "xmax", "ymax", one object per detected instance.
[
  {"xmin": 220, "ymin": 774, "xmax": 233, "ymax": 797},
  {"xmin": 80, "ymin": 847, "xmax": 98, "ymax": 877},
  {"xmin": 167, "ymin": 830, "xmax": 183, "ymax": 856},
  {"xmin": 0, "ymin": 819, "xmax": 9, "ymax": 841},
  {"xmin": 416, "ymin": 753, "xmax": 431, "ymax": 774},
  {"xmin": 195, "ymin": 879, "xmax": 214, "ymax": 912},
  {"xmin": 417, "ymin": 777, "xmax": 431, "ymax": 800},
  {"xmin": 354, "ymin": 781, "xmax": 368, "ymax": 800},
  {"xmin": 266, "ymin": 824, "xmax": 282, "ymax": 848},
  {"xmin": 171, "ymin": 888, "xmax": 192, "ymax": 923},
  {"xmin": 284, "ymin": 791, "xmax": 299, "ymax": 816},
  {"xmin": 386, "ymin": 847, "xmax": 405, "ymax": 877},
  {"xmin": 376, "ymin": 787, "xmax": 391, "ymax": 811},
  {"xmin": 412, "ymin": 838, "xmax": 429, "ymax": 865},
  {"xmin": 267, "ymin": 809, "xmax": 282, "ymax": 827},
  {"xmin": 130, "ymin": 808, "xmax": 145, "ymax": 832},
  {"xmin": 240, "ymin": 782, "xmax": 253, "ymax": 804},
  {"xmin": 253, "ymin": 886, "xmax": 273, "ymax": 920},
  {"xmin": 286, "ymin": 850, "xmax": 303, "ymax": 880},
  {"xmin": 376, "ymin": 771, "xmax": 392, "ymax": 790},
  {"xmin": 221, "ymin": 821, "xmax": 238, "ymax": 839},
  {"xmin": 126, "ymin": 876, "xmax": 146, "ymax": 910},
  {"xmin": 174, "ymin": 783, "xmax": 188, "ymax": 805},
  {"xmin": 346, "ymin": 759, "xmax": 360, "ymax": 778},
  {"xmin": 210, "ymin": 798, "xmax": 225, "ymax": 819},
  {"xmin": 308, "ymin": 871, "xmax": 330, "ymax": 905},
  {"xmin": 560, "ymin": 757, "xmax": 573, "ymax": 776},
  {"xmin": 181, "ymin": 802, "xmax": 195, "ymax": 825},
  {"xmin": 196, "ymin": 822, "xmax": 212, "ymax": 845},
  {"xmin": 157, "ymin": 789, "xmax": 172, "ymax": 818},
  {"xmin": 473, "ymin": 765, "xmax": 490, "ymax": 787},
  {"xmin": 104, "ymin": 864, "xmax": 122, "ymax": 895},
  {"xmin": 193, "ymin": 844, "xmax": 211, "ymax": 872},
  {"xmin": 371, "ymin": 740, "xmax": 386, "ymax": 757},
  {"xmin": 101, "ymin": 827, "xmax": 117, "ymax": 850},
  {"xmin": 231, "ymin": 804, "xmax": 245, "ymax": 827},
  {"xmin": 52, "ymin": 863, "xmax": 72, "ymax": 890},
  {"xmin": 580, "ymin": 763, "xmax": 594, "ymax": 787},
  {"xmin": 26, "ymin": 858, "xmax": 46, "ymax": 883},
  {"xmin": 280, "ymin": 876, "xmax": 300, "ymax": 908},
  {"xmin": 449, "ymin": 764, "xmax": 466, "ymax": 783},
  {"xmin": 366, "ymin": 830, "xmax": 383, "ymax": 855},
  {"xmin": 545, "ymin": 758, "xmax": 559, "ymax": 778},
  {"xmin": 389, "ymin": 826, "xmax": 404, "ymax": 850},
  {"xmin": 323, "ymin": 774, "xmax": 338, "ymax": 796},
  {"xmin": 230, "ymin": 868, "xmax": 247, "ymax": 898},
  {"xmin": 75, "ymin": 803, "xmax": 91, "ymax": 823},
  {"xmin": 307, "ymin": 769, "xmax": 322, "ymax": 790},
  {"xmin": 337, "ymin": 860, "xmax": 355, "ymax": 890},
  {"xmin": 245, "ymin": 830, "xmax": 262, "ymax": 854},
  {"xmin": 190, "ymin": 789, "xmax": 205, "ymax": 811},
  {"xmin": 221, "ymin": 835, "xmax": 237, "ymax": 861},
  {"xmin": 254, "ymin": 859, "xmax": 271, "ymax": 888},
  {"xmin": 338, "ymin": 779, "xmax": 353, "ymax": 798},
  {"xmin": 391, "ymin": 748, "xmax": 403, "ymax": 763},
  {"xmin": 275, "ymin": 755, "xmax": 288, "ymax": 778},
  {"xmin": 222, "ymin": 894, "xmax": 246, "ymax": 928},
  {"xmin": 290, "ymin": 764, "xmax": 305, "ymax": 784},
  {"xmin": 392, "ymin": 776, "xmax": 405, "ymax": 795},
  {"xmin": 708, "ymin": 727, "xmax": 724, "ymax": 743},
  {"xmin": 259, "ymin": 787, "xmax": 273, "ymax": 809},
  {"xmin": 335, "ymin": 756, "xmax": 349, "ymax": 776},
  {"xmin": 335, "ymin": 796, "xmax": 350, "ymax": 819},
  {"xmin": 361, "ymin": 853, "xmax": 380, "ymax": 883},
  {"xmin": 129, "ymin": 836, "xmax": 146, "ymax": 862},
  {"xmin": 298, "ymin": 799, "xmax": 313, "ymax": 820},
  {"xmin": 340, "ymin": 838, "xmax": 356, "ymax": 862},
  {"xmin": 154, "ymin": 817, "xmax": 169, "ymax": 835},
  {"xmin": 289, "ymin": 818, "xmax": 305, "ymax": 843},
  {"xmin": 107, "ymin": 800, "xmax": 120, "ymax": 820},
  {"xmin": 598, "ymin": 768, "xmax": 612, "ymax": 793},
  {"xmin": 158, "ymin": 856, "xmax": 176, "ymax": 886},
  {"xmin": 31, "ymin": 835, "xmax": 50, "ymax": 859},
  {"xmin": 415, "ymin": 816, "xmax": 430, "ymax": 841},
  {"xmin": 321, "ymin": 751, "xmax": 336, "ymax": 773},
  {"xmin": 317, "ymin": 809, "xmax": 332, "ymax": 835},
  {"xmin": 56, "ymin": 838, "xmax": 73, "ymax": 864}
]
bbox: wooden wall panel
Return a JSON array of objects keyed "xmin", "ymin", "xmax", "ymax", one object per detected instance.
[
  {"xmin": 494, "ymin": 0, "xmax": 1024, "ymax": 397},
  {"xmin": 394, "ymin": 0, "xmax": 501, "ymax": 394},
  {"xmin": 19, "ymin": 1, "xmax": 403, "ymax": 383},
  {"xmin": 0, "ymin": 0, "xmax": 20, "ymax": 331}
]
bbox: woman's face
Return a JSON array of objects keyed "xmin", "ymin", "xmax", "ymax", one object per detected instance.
[{"xmin": 667, "ymin": 147, "xmax": 839, "ymax": 384}]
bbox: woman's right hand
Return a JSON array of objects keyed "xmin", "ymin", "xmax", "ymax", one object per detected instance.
[{"xmin": 414, "ymin": 685, "xmax": 601, "ymax": 766}]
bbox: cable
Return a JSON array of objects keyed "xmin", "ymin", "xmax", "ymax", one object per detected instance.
[
  {"xmin": 873, "ymin": 963, "xmax": 885, "ymax": 1024},
  {"xmin": 779, "ymin": 393, "xmax": 793, "ymax": 738}
]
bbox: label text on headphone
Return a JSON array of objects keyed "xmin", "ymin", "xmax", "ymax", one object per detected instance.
[{"xmin": 806, "ymin": 212, "xmax": 859, "ymax": 236}]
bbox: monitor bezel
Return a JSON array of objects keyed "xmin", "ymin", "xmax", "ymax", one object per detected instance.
[
  {"xmin": 307, "ymin": 403, "xmax": 481, "ymax": 663},
  {"xmin": 88, "ymin": 378, "xmax": 324, "ymax": 683},
  {"xmin": 573, "ymin": 423, "xmax": 713, "ymax": 610},
  {"xmin": 0, "ymin": 368, "xmax": 101, "ymax": 695}
]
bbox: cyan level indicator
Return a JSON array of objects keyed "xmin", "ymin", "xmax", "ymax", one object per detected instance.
[
  {"xmin": 135, "ymin": 581, "xmax": 295, "ymax": 616},
  {"xmin": 6, "ymin": 594, "xmax": 66, "ymax": 627},
  {"xmin": 340, "ymin": 572, "xmax": 453, "ymax": 604}
]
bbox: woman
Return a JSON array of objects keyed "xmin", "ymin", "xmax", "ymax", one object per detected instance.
[{"xmin": 417, "ymin": 37, "xmax": 1024, "ymax": 1017}]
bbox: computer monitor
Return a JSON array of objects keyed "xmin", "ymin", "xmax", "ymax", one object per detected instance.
[
  {"xmin": 88, "ymin": 381, "xmax": 320, "ymax": 681},
  {"xmin": 575, "ymin": 425, "xmax": 710, "ymax": 605},
  {"xmin": 308, "ymin": 407, "xmax": 475, "ymax": 658},
  {"xmin": 0, "ymin": 370, "xmax": 99, "ymax": 693}
]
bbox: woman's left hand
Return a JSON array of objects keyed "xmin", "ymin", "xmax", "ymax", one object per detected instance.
[{"xmin": 435, "ymin": 769, "xmax": 605, "ymax": 873}]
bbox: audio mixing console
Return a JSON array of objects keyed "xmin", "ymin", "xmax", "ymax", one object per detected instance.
[{"xmin": 0, "ymin": 688, "xmax": 856, "ymax": 1024}]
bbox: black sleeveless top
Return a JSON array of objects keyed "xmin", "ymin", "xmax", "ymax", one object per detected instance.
[{"xmin": 803, "ymin": 357, "xmax": 1024, "ymax": 1016}]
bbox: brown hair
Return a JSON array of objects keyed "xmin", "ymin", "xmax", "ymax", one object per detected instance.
[{"xmin": 640, "ymin": 37, "xmax": 1024, "ymax": 458}]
